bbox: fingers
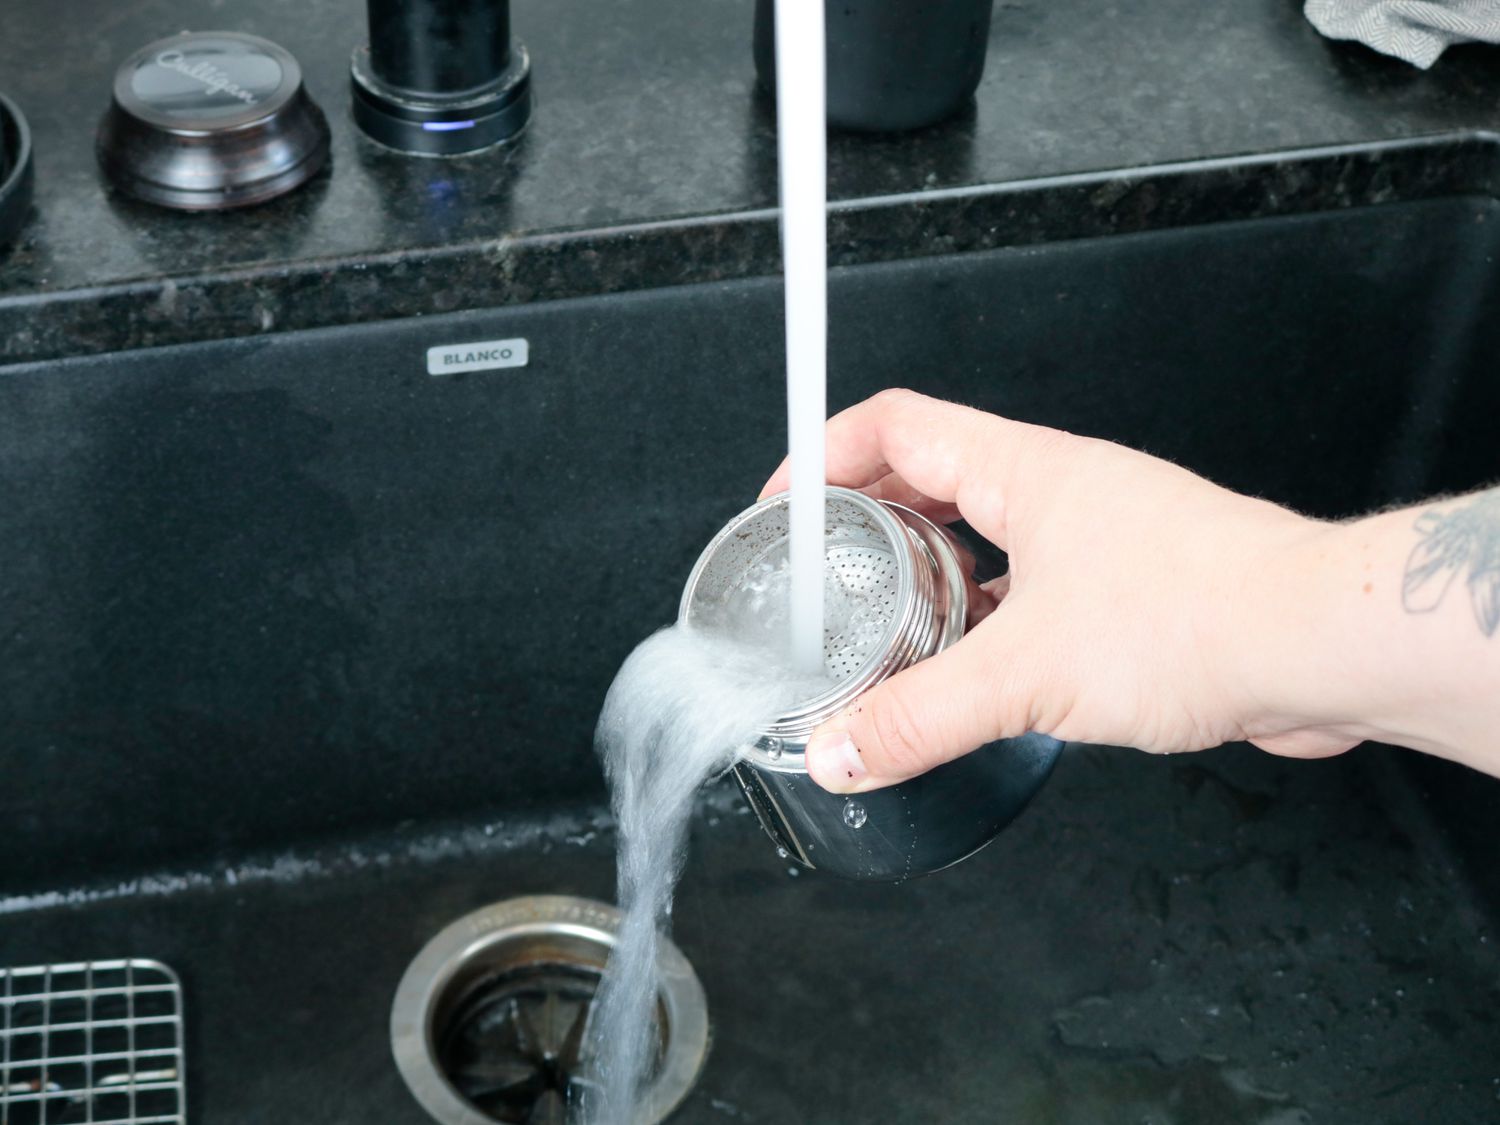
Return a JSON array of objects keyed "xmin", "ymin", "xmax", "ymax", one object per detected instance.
[
  {"xmin": 967, "ymin": 573, "xmax": 1006, "ymax": 629},
  {"xmin": 803, "ymin": 612, "xmax": 1029, "ymax": 794},
  {"xmin": 760, "ymin": 390, "xmax": 1061, "ymax": 791},
  {"xmin": 759, "ymin": 457, "xmax": 791, "ymax": 499},
  {"xmin": 761, "ymin": 466, "xmax": 963, "ymax": 525},
  {"xmin": 858, "ymin": 473, "xmax": 964, "ymax": 526},
  {"xmin": 760, "ymin": 389, "xmax": 1050, "ymax": 546}
]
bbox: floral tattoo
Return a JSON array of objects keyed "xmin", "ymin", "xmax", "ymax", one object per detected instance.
[{"xmin": 1403, "ymin": 488, "xmax": 1500, "ymax": 638}]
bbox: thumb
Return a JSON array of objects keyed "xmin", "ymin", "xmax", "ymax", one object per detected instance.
[{"xmin": 803, "ymin": 615, "xmax": 1026, "ymax": 794}]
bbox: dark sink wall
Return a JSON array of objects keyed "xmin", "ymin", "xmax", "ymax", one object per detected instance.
[{"xmin": 2, "ymin": 197, "xmax": 1498, "ymax": 891}]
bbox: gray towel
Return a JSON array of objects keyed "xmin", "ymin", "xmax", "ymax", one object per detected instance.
[{"xmin": 1305, "ymin": 0, "xmax": 1500, "ymax": 68}]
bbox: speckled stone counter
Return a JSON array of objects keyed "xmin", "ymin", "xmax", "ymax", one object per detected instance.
[{"xmin": 1, "ymin": 0, "xmax": 1498, "ymax": 364}]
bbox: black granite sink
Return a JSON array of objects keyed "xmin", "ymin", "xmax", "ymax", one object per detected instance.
[{"xmin": 3, "ymin": 195, "xmax": 1498, "ymax": 1122}]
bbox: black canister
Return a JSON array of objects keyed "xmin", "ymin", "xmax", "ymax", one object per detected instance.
[
  {"xmin": 753, "ymin": 0, "xmax": 994, "ymax": 132},
  {"xmin": 351, "ymin": 0, "xmax": 532, "ymax": 156}
]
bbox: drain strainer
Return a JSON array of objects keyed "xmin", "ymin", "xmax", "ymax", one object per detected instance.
[
  {"xmin": 391, "ymin": 896, "xmax": 707, "ymax": 1125},
  {"xmin": 0, "ymin": 959, "xmax": 186, "ymax": 1125}
]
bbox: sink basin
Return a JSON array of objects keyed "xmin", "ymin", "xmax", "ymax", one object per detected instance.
[{"xmin": 2, "ymin": 193, "xmax": 1498, "ymax": 1122}]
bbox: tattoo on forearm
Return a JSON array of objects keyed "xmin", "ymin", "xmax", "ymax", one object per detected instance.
[{"xmin": 1403, "ymin": 487, "xmax": 1500, "ymax": 638}]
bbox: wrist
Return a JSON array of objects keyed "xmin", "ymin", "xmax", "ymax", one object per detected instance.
[
  {"xmin": 1233, "ymin": 508, "xmax": 1486, "ymax": 764},
  {"xmin": 1211, "ymin": 509, "xmax": 1345, "ymax": 743}
]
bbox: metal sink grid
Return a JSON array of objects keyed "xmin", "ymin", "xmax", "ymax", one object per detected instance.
[{"xmin": 0, "ymin": 960, "xmax": 184, "ymax": 1125}]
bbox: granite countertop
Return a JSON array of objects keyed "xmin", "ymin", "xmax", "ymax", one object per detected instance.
[{"xmin": 1, "ymin": 0, "xmax": 1499, "ymax": 365}]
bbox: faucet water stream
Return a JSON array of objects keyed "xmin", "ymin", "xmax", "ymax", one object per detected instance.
[
  {"xmin": 773, "ymin": 0, "xmax": 830, "ymax": 674},
  {"xmin": 580, "ymin": 2, "xmax": 832, "ymax": 1119}
]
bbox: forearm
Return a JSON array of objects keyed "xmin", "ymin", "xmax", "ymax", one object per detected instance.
[{"xmin": 1244, "ymin": 488, "xmax": 1500, "ymax": 774}]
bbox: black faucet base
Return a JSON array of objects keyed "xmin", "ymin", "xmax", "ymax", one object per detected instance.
[{"xmin": 349, "ymin": 42, "xmax": 531, "ymax": 156}]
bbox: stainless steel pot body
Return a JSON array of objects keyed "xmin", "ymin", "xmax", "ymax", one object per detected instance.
[
  {"xmin": 680, "ymin": 487, "xmax": 1062, "ymax": 881},
  {"xmin": 734, "ymin": 730, "xmax": 1061, "ymax": 880}
]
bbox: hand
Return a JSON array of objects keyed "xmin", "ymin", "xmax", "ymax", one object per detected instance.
[{"xmin": 760, "ymin": 389, "xmax": 1363, "ymax": 795}]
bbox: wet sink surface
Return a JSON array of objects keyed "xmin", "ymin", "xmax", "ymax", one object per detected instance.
[
  {"xmin": 4, "ymin": 745, "xmax": 1498, "ymax": 1122},
  {"xmin": 3, "ymin": 194, "xmax": 1500, "ymax": 1121}
]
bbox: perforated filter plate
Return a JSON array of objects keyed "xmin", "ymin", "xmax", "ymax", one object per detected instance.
[
  {"xmin": 818, "ymin": 544, "xmax": 902, "ymax": 681},
  {"xmin": 680, "ymin": 487, "xmax": 964, "ymax": 743},
  {"xmin": 682, "ymin": 489, "xmax": 907, "ymax": 675}
]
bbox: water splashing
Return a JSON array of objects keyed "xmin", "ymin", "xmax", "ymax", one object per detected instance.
[
  {"xmin": 577, "ymin": 624, "xmax": 826, "ymax": 1123},
  {"xmin": 582, "ymin": 1, "xmax": 833, "ymax": 1115}
]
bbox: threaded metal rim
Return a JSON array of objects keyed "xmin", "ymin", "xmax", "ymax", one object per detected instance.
[{"xmin": 679, "ymin": 487, "xmax": 967, "ymax": 770}]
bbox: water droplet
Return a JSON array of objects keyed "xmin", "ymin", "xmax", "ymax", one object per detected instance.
[
  {"xmin": 776, "ymin": 846, "xmax": 789, "ymax": 859},
  {"xmin": 842, "ymin": 800, "xmax": 868, "ymax": 829},
  {"xmin": 765, "ymin": 738, "xmax": 784, "ymax": 761},
  {"xmin": 787, "ymin": 866, "xmax": 800, "ymax": 877}
]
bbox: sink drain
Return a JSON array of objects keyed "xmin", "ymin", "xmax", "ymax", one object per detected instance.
[{"xmin": 391, "ymin": 896, "xmax": 708, "ymax": 1125}]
